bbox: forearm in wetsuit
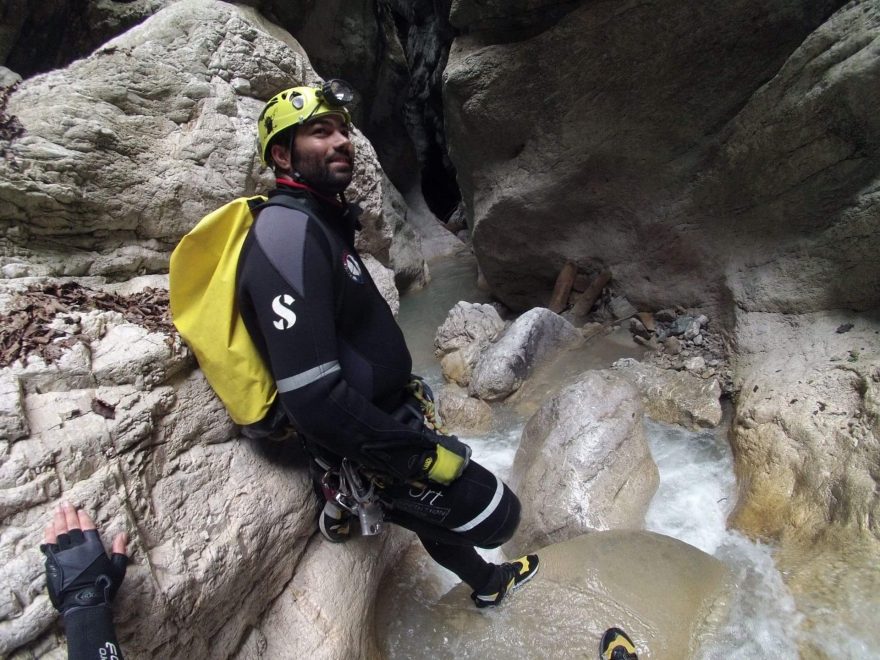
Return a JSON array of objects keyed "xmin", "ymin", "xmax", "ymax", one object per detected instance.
[
  {"xmin": 65, "ymin": 607, "xmax": 124, "ymax": 660},
  {"xmin": 41, "ymin": 527, "xmax": 127, "ymax": 660},
  {"xmin": 237, "ymin": 209, "xmax": 435, "ymax": 480}
]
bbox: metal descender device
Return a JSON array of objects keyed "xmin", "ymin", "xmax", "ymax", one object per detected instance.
[{"xmin": 322, "ymin": 458, "xmax": 384, "ymax": 536}]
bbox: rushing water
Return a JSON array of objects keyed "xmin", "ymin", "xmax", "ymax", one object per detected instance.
[{"xmin": 396, "ymin": 254, "xmax": 803, "ymax": 657}]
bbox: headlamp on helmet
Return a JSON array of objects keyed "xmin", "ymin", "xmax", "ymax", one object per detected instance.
[{"xmin": 257, "ymin": 79, "xmax": 354, "ymax": 167}]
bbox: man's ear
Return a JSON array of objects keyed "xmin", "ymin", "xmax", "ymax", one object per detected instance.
[{"xmin": 270, "ymin": 143, "xmax": 293, "ymax": 172}]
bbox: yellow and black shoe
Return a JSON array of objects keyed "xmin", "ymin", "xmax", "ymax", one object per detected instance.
[
  {"xmin": 471, "ymin": 554, "xmax": 540, "ymax": 608},
  {"xmin": 599, "ymin": 627, "xmax": 638, "ymax": 660}
]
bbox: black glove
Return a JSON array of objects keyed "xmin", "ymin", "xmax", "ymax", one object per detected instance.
[
  {"xmin": 41, "ymin": 528, "xmax": 128, "ymax": 615},
  {"xmin": 421, "ymin": 431, "xmax": 472, "ymax": 485}
]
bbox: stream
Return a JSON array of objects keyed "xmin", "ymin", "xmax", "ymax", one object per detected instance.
[{"xmin": 396, "ymin": 254, "xmax": 802, "ymax": 658}]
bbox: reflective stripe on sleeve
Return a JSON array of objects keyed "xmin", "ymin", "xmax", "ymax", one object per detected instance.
[
  {"xmin": 450, "ymin": 475, "xmax": 504, "ymax": 533},
  {"xmin": 276, "ymin": 361, "xmax": 341, "ymax": 393}
]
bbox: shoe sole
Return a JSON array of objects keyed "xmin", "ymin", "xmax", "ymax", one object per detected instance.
[
  {"xmin": 599, "ymin": 627, "xmax": 637, "ymax": 660},
  {"xmin": 511, "ymin": 561, "xmax": 540, "ymax": 592}
]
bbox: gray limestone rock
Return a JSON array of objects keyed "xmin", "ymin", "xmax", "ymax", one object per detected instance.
[
  {"xmin": 436, "ymin": 386, "xmax": 493, "ymax": 434},
  {"xmin": 469, "ymin": 308, "xmax": 582, "ymax": 401},
  {"xmin": 236, "ymin": 527, "xmax": 409, "ymax": 660},
  {"xmin": 612, "ymin": 358, "xmax": 722, "ymax": 430},
  {"xmin": 362, "ymin": 254, "xmax": 400, "ymax": 317},
  {"xmin": 0, "ymin": 0, "xmax": 425, "ymax": 287},
  {"xmin": 444, "ymin": 0, "xmax": 878, "ymax": 316},
  {"xmin": 728, "ymin": 310, "xmax": 880, "ymax": 646},
  {"xmin": 729, "ymin": 311, "xmax": 880, "ymax": 543},
  {"xmin": 434, "ymin": 301, "xmax": 505, "ymax": 387},
  {"xmin": 505, "ymin": 370, "xmax": 659, "ymax": 557},
  {"xmin": 0, "ymin": 372, "xmax": 28, "ymax": 440}
]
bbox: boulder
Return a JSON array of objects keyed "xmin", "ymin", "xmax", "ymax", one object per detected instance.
[
  {"xmin": 505, "ymin": 370, "xmax": 659, "ymax": 557},
  {"xmin": 436, "ymin": 387, "xmax": 493, "ymax": 434},
  {"xmin": 434, "ymin": 301, "xmax": 505, "ymax": 387},
  {"xmin": 612, "ymin": 358, "xmax": 722, "ymax": 430},
  {"xmin": 0, "ymin": 0, "xmax": 425, "ymax": 288},
  {"xmin": 443, "ymin": 0, "xmax": 879, "ymax": 316},
  {"xmin": 236, "ymin": 528, "xmax": 409, "ymax": 660},
  {"xmin": 374, "ymin": 531, "xmax": 729, "ymax": 660},
  {"xmin": 469, "ymin": 308, "xmax": 582, "ymax": 401}
]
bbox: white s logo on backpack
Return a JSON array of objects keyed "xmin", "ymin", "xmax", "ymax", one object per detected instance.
[{"xmin": 272, "ymin": 294, "xmax": 297, "ymax": 330}]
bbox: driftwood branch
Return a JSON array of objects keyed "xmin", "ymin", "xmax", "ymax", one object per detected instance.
[
  {"xmin": 548, "ymin": 262, "xmax": 577, "ymax": 313},
  {"xmin": 571, "ymin": 270, "xmax": 612, "ymax": 319}
]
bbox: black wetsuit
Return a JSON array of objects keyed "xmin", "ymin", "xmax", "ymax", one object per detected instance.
[{"xmin": 236, "ymin": 182, "xmax": 520, "ymax": 589}]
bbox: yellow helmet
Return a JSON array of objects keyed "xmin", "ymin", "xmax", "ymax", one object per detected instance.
[{"xmin": 257, "ymin": 79, "xmax": 353, "ymax": 166}]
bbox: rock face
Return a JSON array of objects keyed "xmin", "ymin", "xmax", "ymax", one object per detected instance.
[
  {"xmin": 443, "ymin": 0, "xmax": 880, "ymax": 315},
  {"xmin": 728, "ymin": 310, "xmax": 880, "ymax": 651},
  {"xmin": 612, "ymin": 358, "xmax": 722, "ymax": 430},
  {"xmin": 434, "ymin": 301, "xmax": 505, "ymax": 387},
  {"xmin": 374, "ymin": 531, "xmax": 729, "ymax": 660},
  {"xmin": 469, "ymin": 307, "xmax": 582, "ymax": 400},
  {"xmin": 362, "ymin": 254, "xmax": 400, "ymax": 317},
  {"xmin": 505, "ymin": 371, "xmax": 659, "ymax": 558},
  {"xmin": 236, "ymin": 529, "xmax": 409, "ymax": 660},
  {"xmin": 0, "ymin": 0, "xmax": 171, "ymax": 78},
  {"xmin": 0, "ymin": 0, "xmax": 426, "ymax": 289},
  {"xmin": 729, "ymin": 311, "xmax": 879, "ymax": 545}
]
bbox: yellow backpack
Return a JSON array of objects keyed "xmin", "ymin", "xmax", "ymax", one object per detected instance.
[
  {"xmin": 171, "ymin": 194, "xmax": 344, "ymax": 426},
  {"xmin": 170, "ymin": 196, "xmax": 275, "ymax": 425}
]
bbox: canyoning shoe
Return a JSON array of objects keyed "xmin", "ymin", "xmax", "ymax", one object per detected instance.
[
  {"xmin": 471, "ymin": 554, "xmax": 540, "ymax": 608},
  {"xmin": 318, "ymin": 501, "xmax": 351, "ymax": 543},
  {"xmin": 599, "ymin": 627, "xmax": 638, "ymax": 660}
]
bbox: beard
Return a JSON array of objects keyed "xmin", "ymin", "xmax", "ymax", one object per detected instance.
[{"xmin": 292, "ymin": 150, "xmax": 353, "ymax": 194}]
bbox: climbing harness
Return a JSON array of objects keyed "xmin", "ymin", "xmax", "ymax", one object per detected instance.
[{"xmin": 321, "ymin": 459, "xmax": 385, "ymax": 536}]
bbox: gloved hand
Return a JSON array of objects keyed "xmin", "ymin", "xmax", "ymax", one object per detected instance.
[
  {"xmin": 41, "ymin": 504, "xmax": 128, "ymax": 616},
  {"xmin": 422, "ymin": 432, "xmax": 471, "ymax": 485}
]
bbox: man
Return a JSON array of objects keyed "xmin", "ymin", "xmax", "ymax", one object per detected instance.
[{"xmin": 237, "ymin": 80, "xmax": 538, "ymax": 607}]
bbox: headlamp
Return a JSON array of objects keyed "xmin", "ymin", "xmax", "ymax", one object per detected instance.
[{"xmin": 319, "ymin": 79, "xmax": 354, "ymax": 107}]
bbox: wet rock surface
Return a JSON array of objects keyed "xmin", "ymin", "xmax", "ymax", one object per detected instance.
[
  {"xmin": 437, "ymin": 386, "xmax": 493, "ymax": 434},
  {"xmin": 506, "ymin": 370, "xmax": 659, "ymax": 558},
  {"xmin": 375, "ymin": 531, "xmax": 729, "ymax": 660},
  {"xmin": 612, "ymin": 358, "xmax": 722, "ymax": 430}
]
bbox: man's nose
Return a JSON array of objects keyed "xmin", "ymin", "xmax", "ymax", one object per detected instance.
[{"xmin": 331, "ymin": 130, "xmax": 351, "ymax": 150}]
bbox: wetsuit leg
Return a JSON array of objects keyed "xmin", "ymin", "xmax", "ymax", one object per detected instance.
[
  {"xmin": 379, "ymin": 460, "xmax": 521, "ymax": 589},
  {"xmin": 381, "ymin": 459, "xmax": 521, "ymax": 548},
  {"xmin": 418, "ymin": 536, "xmax": 494, "ymax": 590}
]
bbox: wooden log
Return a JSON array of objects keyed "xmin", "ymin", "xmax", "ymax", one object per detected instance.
[
  {"xmin": 548, "ymin": 262, "xmax": 578, "ymax": 313},
  {"xmin": 571, "ymin": 270, "xmax": 612, "ymax": 319}
]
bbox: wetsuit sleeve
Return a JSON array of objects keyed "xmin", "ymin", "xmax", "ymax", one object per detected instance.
[
  {"xmin": 238, "ymin": 211, "xmax": 434, "ymax": 480},
  {"xmin": 64, "ymin": 607, "xmax": 124, "ymax": 660}
]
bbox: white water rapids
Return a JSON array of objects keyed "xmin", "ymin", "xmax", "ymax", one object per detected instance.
[{"xmin": 395, "ymin": 255, "xmax": 804, "ymax": 658}]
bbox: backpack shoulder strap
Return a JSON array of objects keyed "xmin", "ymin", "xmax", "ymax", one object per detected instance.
[{"xmin": 252, "ymin": 194, "xmax": 345, "ymax": 318}]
